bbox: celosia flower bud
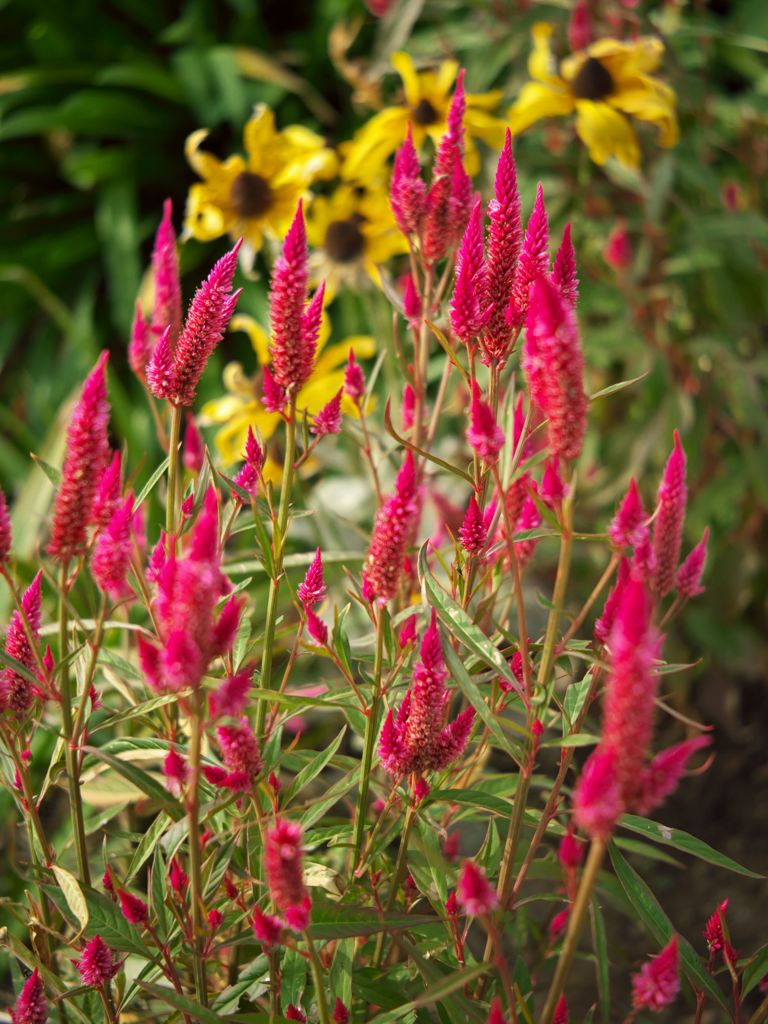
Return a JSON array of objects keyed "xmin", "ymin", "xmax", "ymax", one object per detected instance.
[
  {"xmin": 456, "ymin": 859, "xmax": 497, "ymax": 916},
  {"xmin": 552, "ymin": 223, "xmax": 579, "ymax": 307},
  {"xmin": 635, "ymin": 736, "xmax": 711, "ymax": 815},
  {"xmin": 265, "ymin": 817, "xmax": 311, "ymax": 930},
  {"xmin": 213, "ymin": 717, "xmax": 262, "ymax": 791},
  {"xmin": 285, "ymin": 1006, "xmax": 307, "ymax": 1022},
  {"xmin": 572, "ymin": 747, "xmax": 622, "ymax": 841},
  {"xmin": 486, "ymin": 997, "xmax": 506, "ymax": 1024},
  {"xmin": 163, "ymin": 747, "xmax": 188, "ymax": 796},
  {"xmin": 652, "ymin": 431, "xmax": 687, "ymax": 597},
  {"xmin": 508, "ymin": 183, "xmax": 549, "ymax": 328},
  {"xmin": 553, "ymin": 995, "xmax": 570, "ymax": 1024},
  {"xmin": 523, "ymin": 275, "xmax": 587, "ymax": 462},
  {"xmin": 169, "ymin": 860, "xmax": 189, "ymax": 895},
  {"xmin": 466, "ymin": 383, "xmax": 504, "ymax": 465},
  {"xmin": 609, "ymin": 478, "xmax": 646, "ymax": 549},
  {"xmin": 403, "ymin": 274, "xmax": 422, "ymax": 329},
  {"xmin": 362, "ymin": 451, "xmax": 420, "ymax": 604},
  {"xmin": 513, "ymin": 488, "xmax": 543, "ymax": 569},
  {"xmin": 1, "ymin": 571, "xmax": 42, "ymax": 717},
  {"xmin": 0, "ymin": 487, "xmax": 10, "ymax": 563},
  {"xmin": 549, "ymin": 908, "xmax": 570, "ymax": 942},
  {"xmin": 568, "ymin": 0, "xmax": 592, "ymax": 52},
  {"xmin": 129, "ymin": 302, "xmax": 153, "ymax": 382},
  {"xmin": 209, "ymin": 666, "xmax": 252, "ymax": 720},
  {"xmin": 541, "ymin": 458, "xmax": 565, "ymax": 507},
  {"xmin": 595, "ymin": 559, "xmax": 628, "ymax": 644},
  {"xmin": 390, "ymin": 124, "xmax": 426, "ymax": 238},
  {"xmin": 146, "ymin": 533, "xmax": 167, "ymax": 584},
  {"xmin": 459, "ymin": 495, "xmax": 487, "ymax": 555},
  {"xmin": 604, "ymin": 222, "xmax": 633, "ymax": 271},
  {"xmin": 446, "ymin": 68, "xmax": 466, "ymax": 143},
  {"xmin": 91, "ymin": 493, "xmax": 134, "ymax": 600},
  {"xmin": 631, "ymin": 936, "xmax": 680, "ymax": 1012},
  {"xmin": 402, "ymin": 383, "xmax": 416, "ymax": 431},
  {"xmin": 297, "ymin": 548, "xmax": 326, "ymax": 608},
  {"xmin": 151, "ymin": 199, "xmax": 182, "ymax": 345},
  {"xmin": 305, "ymin": 608, "xmax": 329, "ymax": 647},
  {"xmin": 48, "ymin": 351, "xmax": 111, "ymax": 561},
  {"xmin": 558, "ymin": 825, "xmax": 584, "ymax": 870},
  {"xmin": 11, "ymin": 968, "xmax": 47, "ymax": 1024},
  {"xmin": 311, "ymin": 388, "xmax": 343, "ymax": 436},
  {"xmin": 91, "ymin": 451, "xmax": 122, "ymax": 531},
  {"xmin": 332, "ymin": 998, "xmax": 349, "ymax": 1024},
  {"xmin": 208, "ymin": 909, "xmax": 223, "ymax": 931},
  {"xmin": 118, "ymin": 889, "xmax": 148, "ymax": 925},
  {"xmin": 482, "ymin": 130, "xmax": 522, "ymax": 366},
  {"xmin": 704, "ymin": 899, "xmax": 736, "ymax": 964},
  {"xmin": 252, "ymin": 906, "xmax": 283, "ymax": 948},
  {"xmin": 183, "ymin": 415, "xmax": 205, "ymax": 473},
  {"xmin": 102, "ymin": 868, "xmax": 115, "ymax": 895},
  {"xmin": 677, "ymin": 527, "xmax": 709, "ymax": 598},
  {"xmin": 269, "ymin": 204, "xmax": 317, "ymax": 394},
  {"xmin": 450, "ymin": 196, "xmax": 488, "ymax": 345},
  {"xmin": 75, "ymin": 935, "xmax": 120, "ymax": 988},
  {"xmin": 344, "ymin": 349, "xmax": 366, "ymax": 404},
  {"xmin": 261, "ymin": 366, "xmax": 286, "ymax": 413},
  {"xmin": 398, "ymin": 614, "xmax": 418, "ymax": 648}
]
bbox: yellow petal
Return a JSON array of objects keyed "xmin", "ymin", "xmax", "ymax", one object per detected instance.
[
  {"xmin": 243, "ymin": 104, "xmax": 278, "ymax": 167},
  {"xmin": 507, "ymin": 82, "xmax": 575, "ymax": 136},
  {"xmin": 297, "ymin": 370, "xmax": 347, "ymax": 415},
  {"xmin": 391, "ymin": 51, "xmax": 421, "ymax": 108},
  {"xmin": 464, "ymin": 107, "xmax": 508, "ymax": 147},
  {"xmin": 230, "ymin": 315, "xmax": 271, "ymax": 365},
  {"xmin": 528, "ymin": 23, "xmax": 560, "ymax": 83},
  {"xmin": 313, "ymin": 336, "xmax": 375, "ymax": 378},
  {"xmin": 185, "ymin": 129, "xmax": 223, "ymax": 180},
  {"xmin": 340, "ymin": 108, "xmax": 410, "ymax": 182},
  {"xmin": 435, "ymin": 59, "xmax": 460, "ymax": 101},
  {"xmin": 574, "ymin": 100, "xmax": 640, "ymax": 168},
  {"xmin": 610, "ymin": 77, "xmax": 678, "ymax": 147},
  {"xmin": 184, "ymin": 185, "xmax": 230, "ymax": 242}
]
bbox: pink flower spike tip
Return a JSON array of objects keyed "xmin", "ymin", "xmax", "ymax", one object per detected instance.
[
  {"xmin": 652, "ymin": 431, "xmax": 688, "ymax": 597},
  {"xmin": 456, "ymin": 859, "xmax": 497, "ymax": 917},
  {"xmin": 362, "ymin": 450, "xmax": 420, "ymax": 604},
  {"xmin": 344, "ymin": 349, "xmax": 366, "ymax": 404},
  {"xmin": 459, "ymin": 495, "xmax": 487, "ymax": 555},
  {"xmin": 508, "ymin": 182, "xmax": 549, "ymax": 328},
  {"xmin": 11, "ymin": 968, "xmax": 48, "ymax": 1024},
  {"xmin": 572, "ymin": 747, "xmax": 622, "ymax": 841},
  {"xmin": 609, "ymin": 478, "xmax": 646, "ymax": 548},
  {"xmin": 677, "ymin": 527, "xmax": 709, "ymax": 598},
  {"xmin": 129, "ymin": 301, "xmax": 153, "ymax": 382},
  {"xmin": 297, "ymin": 548, "xmax": 326, "ymax": 608},
  {"xmin": 118, "ymin": 889, "xmax": 148, "ymax": 926},
  {"xmin": 91, "ymin": 450, "xmax": 123, "ymax": 530},
  {"xmin": 311, "ymin": 388, "xmax": 343, "ymax": 436},
  {"xmin": 1, "ymin": 570, "xmax": 42, "ymax": 718},
  {"xmin": 552, "ymin": 223, "xmax": 579, "ymax": 307},
  {"xmin": 265, "ymin": 818, "xmax": 311, "ymax": 930},
  {"xmin": 270, "ymin": 204, "xmax": 314, "ymax": 394},
  {"xmin": 450, "ymin": 195, "xmax": 488, "ymax": 345},
  {"xmin": 390, "ymin": 124, "xmax": 426, "ymax": 238},
  {"xmin": 151, "ymin": 198, "xmax": 182, "ymax": 345},
  {"xmin": 486, "ymin": 996, "xmax": 507, "ymax": 1024},
  {"xmin": 0, "ymin": 486, "xmax": 11, "ymax": 562},
  {"xmin": 91, "ymin": 493, "xmax": 135, "ymax": 600},
  {"xmin": 466, "ymin": 383, "xmax": 504, "ymax": 466},
  {"xmin": 183, "ymin": 415, "xmax": 205, "ymax": 473},
  {"xmin": 553, "ymin": 994, "xmax": 570, "ymax": 1024},
  {"xmin": 332, "ymin": 998, "xmax": 349, "ymax": 1024},
  {"xmin": 75, "ymin": 935, "xmax": 120, "ymax": 988},
  {"xmin": 631, "ymin": 936, "xmax": 680, "ymax": 1012}
]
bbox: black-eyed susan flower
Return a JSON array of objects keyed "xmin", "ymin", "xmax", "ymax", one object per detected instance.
[
  {"xmin": 507, "ymin": 24, "xmax": 678, "ymax": 170},
  {"xmin": 341, "ymin": 52, "xmax": 505, "ymax": 181},
  {"xmin": 305, "ymin": 183, "xmax": 408, "ymax": 296},
  {"xmin": 199, "ymin": 313, "xmax": 375, "ymax": 480},
  {"xmin": 184, "ymin": 104, "xmax": 337, "ymax": 256}
]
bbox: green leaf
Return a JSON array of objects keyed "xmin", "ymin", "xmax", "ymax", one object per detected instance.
[
  {"xmin": 280, "ymin": 946, "xmax": 307, "ymax": 1012},
  {"xmin": 368, "ymin": 962, "xmax": 489, "ymax": 1023},
  {"xmin": 149, "ymin": 845, "xmax": 168, "ymax": 940},
  {"xmin": 284, "ymin": 727, "xmax": 346, "ymax": 806},
  {"xmin": 83, "ymin": 890, "xmax": 154, "ymax": 957},
  {"xmin": 591, "ymin": 898, "xmax": 610, "ymax": 1024},
  {"xmin": 135, "ymin": 980, "xmax": 230, "ymax": 1023},
  {"xmin": 542, "ymin": 732, "xmax": 599, "ymax": 748},
  {"xmin": 31, "ymin": 452, "xmax": 61, "ymax": 488},
  {"xmin": 91, "ymin": 692, "xmax": 180, "ymax": 733},
  {"xmin": 52, "ymin": 865, "xmax": 89, "ymax": 936},
  {"xmin": 742, "ymin": 943, "xmax": 768, "ymax": 996},
  {"xmin": 620, "ymin": 815, "xmax": 763, "ymax": 879},
  {"xmin": 308, "ymin": 904, "xmax": 435, "ymax": 940},
  {"xmin": 126, "ymin": 812, "xmax": 170, "ymax": 881},
  {"xmin": 563, "ymin": 670, "xmax": 595, "ymax": 728},
  {"xmin": 589, "ymin": 372, "xmax": 648, "ymax": 401},
  {"xmin": 83, "ymin": 745, "xmax": 185, "ymax": 820},
  {"xmin": 132, "ymin": 454, "xmax": 170, "ymax": 513},
  {"xmin": 608, "ymin": 842, "xmax": 730, "ymax": 1012},
  {"xmin": 429, "ymin": 787, "xmax": 514, "ymax": 817}
]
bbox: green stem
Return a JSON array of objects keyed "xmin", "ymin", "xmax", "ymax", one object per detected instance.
[
  {"xmin": 255, "ymin": 396, "xmax": 298, "ymax": 740},
  {"xmin": 166, "ymin": 404, "xmax": 183, "ymax": 540},
  {"xmin": 374, "ymin": 801, "xmax": 416, "ymax": 966},
  {"xmin": 353, "ymin": 608, "xmax": 386, "ymax": 869},
  {"xmin": 539, "ymin": 838, "xmax": 606, "ymax": 1024},
  {"xmin": 305, "ymin": 931, "xmax": 331, "ymax": 1024},
  {"xmin": 58, "ymin": 562, "xmax": 90, "ymax": 885},
  {"xmin": 187, "ymin": 699, "xmax": 208, "ymax": 1006},
  {"xmin": 537, "ymin": 492, "xmax": 574, "ymax": 695}
]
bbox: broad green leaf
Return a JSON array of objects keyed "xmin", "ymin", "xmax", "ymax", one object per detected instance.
[
  {"xmin": 330, "ymin": 937, "xmax": 355, "ymax": 1010},
  {"xmin": 90, "ymin": 692, "xmax": 179, "ymax": 733},
  {"xmin": 308, "ymin": 904, "xmax": 435, "ymax": 939},
  {"xmin": 563, "ymin": 670, "xmax": 595, "ymax": 728},
  {"xmin": 743, "ymin": 943, "xmax": 768, "ymax": 996},
  {"xmin": 82, "ymin": 890, "xmax": 154, "ymax": 957},
  {"xmin": 212, "ymin": 956, "xmax": 269, "ymax": 1013},
  {"xmin": 429, "ymin": 787, "xmax": 514, "ymax": 817},
  {"xmin": 591, "ymin": 899, "xmax": 610, "ymax": 1024},
  {"xmin": 132, "ymin": 454, "xmax": 170, "ymax": 513},
  {"xmin": 284, "ymin": 726, "xmax": 346, "ymax": 806},
  {"xmin": 280, "ymin": 946, "xmax": 307, "ymax": 1012},
  {"xmin": 136, "ymin": 980, "xmax": 230, "ymax": 1023},
  {"xmin": 150, "ymin": 845, "xmax": 168, "ymax": 940},
  {"xmin": 83, "ymin": 745, "xmax": 184, "ymax": 820},
  {"xmin": 52, "ymin": 865, "xmax": 88, "ymax": 936},
  {"xmin": 620, "ymin": 815, "xmax": 763, "ymax": 879},
  {"xmin": 126, "ymin": 812, "xmax": 170, "ymax": 881},
  {"xmin": 369, "ymin": 962, "xmax": 489, "ymax": 1023}
]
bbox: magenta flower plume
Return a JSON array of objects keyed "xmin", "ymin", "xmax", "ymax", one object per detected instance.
[
  {"xmin": 362, "ymin": 451, "xmax": 421, "ymax": 604},
  {"xmin": 423, "ymin": 135, "xmax": 470, "ymax": 265},
  {"xmin": 261, "ymin": 365, "xmax": 286, "ymax": 413},
  {"xmin": 118, "ymin": 889, "xmax": 148, "ymax": 925},
  {"xmin": 208, "ymin": 718, "xmax": 262, "ymax": 792},
  {"xmin": 466, "ymin": 383, "xmax": 504, "ymax": 466},
  {"xmin": 634, "ymin": 735, "xmax": 711, "ymax": 815},
  {"xmin": 183, "ymin": 415, "xmax": 205, "ymax": 473},
  {"xmin": 233, "ymin": 426, "xmax": 264, "ymax": 501},
  {"xmin": 508, "ymin": 183, "xmax": 550, "ymax": 328},
  {"xmin": 151, "ymin": 199, "xmax": 182, "ymax": 345},
  {"xmin": 169, "ymin": 858, "xmax": 189, "ymax": 894},
  {"xmin": 541, "ymin": 458, "xmax": 565, "ymax": 507},
  {"xmin": 285, "ymin": 1007, "xmax": 307, "ymax": 1022},
  {"xmin": 450, "ymin": 196, "xmax": 488, "ymax": 345},
  {"xmin": 269, "ymin": 203, "xmax": 318, "ymax": 395},
  {"xmin": 523, "ymin": 275, "xmax": 587, "ymax": 462},
  {"xmin": 265, "ymin": 817, "xmax": 311, "ymax": 931},
  {"xmin": 344, "ymin": 349, "xmax": 366, "ymax": 404},
  {"xmin": 572, "ymin": 746, "xmax": 622, "ymax": 841},
  {"xmin": 163, "ymin": 746, "xmax": 188, "ymax": 796},
  {"xmin": 129, "ymin": 301, "xmax": 153, "ymax": 382},
  {"xmin": 552, "ymin": 223, "xmax": 579, "ymax": 308},
  {"xmin": 403, "ymin": 273, "xmax": 422, "ymax": 329},
  {"xmin": 512, "ymin": 488, "xmax": 542, "ymax": 569},
  {"xmin": 652, "ymin": 431, "xmax": 688, "ymax": 597},
  {"xmin": 483, "ymin": 130, "xmax": 522, "ymax": 366},
  {"xmin": 446, "ymin": 68, "xmax": 466, "ymax": 143},
  {"xmin": 677, "ymin": 527, "xmax": 709, "ymax": 598},
  {"xmin": 48, "ymin": 351, "xmax": 111, "ymax": 561},
  {"xmin": 0, "ymin": 486, "xmax": 10, "ymax": 563},
  {"xmin": 390, "ymin": 124, "xmax": 426, "ymax": 238},
  {"xmin": 1, "ymin": 571, "xmax": 42, "ymax": 717},
  {"xmin": 631, "ymin": 936, "xmax": 680, "ymax": 1013},
  {"xmin": 378, "ymin": 611, "xmax": 474, "ymax": 777},
  {"xmin": 609, "ymin": 478, "xmax": 646, "ymax": 549},
  {"xmin": 91, "ymin": 451, "xmax": 122, "ymax": 531},
  {"xmin": 91, "ymin": 493, "xmax": 134, "ymax": 600},
  {"xmin": 253, "ymin": 906, "xmax": 283, "ymax": 948},
  {"xmin": 75, "ymin": 935, "xmax": 120, "ymax": 988},
  {"xmin": 209, "ymin": 666, "xmax": 253, "ymax": 719},
  {"xmin": 459, "ymin": 495, "xmax": 487, "ymax": 555},
  {"xmin": 456, "ymin": 859, "xmax": 497, "ymax": 916},
  {"xmin": 305, "ymin": 608, "xmax": 329, "ymax": 646},
  {"xmin": 297, "ymin": 548, "xmax": 325, "ymax": 608},
  {"xmin": 402, "ymin": 382, "xmax": 416, "ymax": 432},
  {"xmin": 553, "ymin": 995, "xmax": 570, "ymax": 1024},
  {"xmin": 704, "ymin": 900, "xmax": 736, "ymax": 965},
  {"xmin": 558, "ymin": 826, "xmax": 584, "ymax": 870},
  {"xmin": 604, "ymin": 222, "xmax": 633, "ymax": 271},
  {"xmin": 332, "ymin": 998, "xmax": 349, "ymax": 1024},
  {"xmin": 594, "ymin": 558, "xmax": 629, "ymax": 644},
  {"xmin": 311, "ymin": 388, "xmax": 343, "ymax": 436},
  {"xmin": 486, "ymin": 997, "xmax": 506, "ymax": 1024},
  {"xmin": 148, "ymin": 241, "xmax": 241, "ymax": 407},
  {"xmin": 11, "ymin": 968, "xmax": 47, "ymax": 1024}
]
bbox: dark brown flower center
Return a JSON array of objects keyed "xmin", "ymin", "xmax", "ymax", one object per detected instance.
[
  {"xmin": 411, "ymin": 98, "xmax": 438, "ymax": 125},
  {"xmin": 230, "ymin": 172, "xmax": 273, "ymax": 219},
  {"xmin": 324, "ymin": 215, "xmax": 366, "ymax": 263},
  {"xmin": 570, "ymin": 56, "xmax": 614, "ymax": 101}
]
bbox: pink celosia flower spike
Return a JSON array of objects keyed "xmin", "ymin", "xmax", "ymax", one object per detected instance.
[
  {"xmin": 704, "ymin": 899, "xmax": 736, "ymax": 965},
  {"xmin": 150, "ymin": 241, "xmax": 242, "ymax": 407},
  {"xmin": 523, "ymin": 275, "xmax": 587, "ymax": 462},
  {"xmin": 450, "ymin": 195, "xmax": 488, "ymax": 346},
  {"xmin": 483, "ymin": 129, "xmax": 522, "ymax": 366},
  {"xmin": 0, "ymin": 486, "xmax": 11, "ymax": 563},
  {"xmin": 631, "ymin": 936, "xmax": 680, "ymax": 1013},
  {"xmin": 0, "ymin": 571, "xmax": 41, "ymax": 717},
  {"xmin": 572, "ymin": 747, "xmax": 622, "ymax": 841},
  {"xmin": 75, "ymin": 935, "xmax": 120, "ymax": 988},
  {"xmin": 285, "ymin": 1006, "xmax": 307, "ymax": 1022},
  {"xmin": 652, "ymin": 431, "xmax": 688, "ymax": 597},
  {"xmin": 446, "ymin": 69, "xmax": 466, "ymax": 143},
  {"xmin": 486, "ymin": 996, "xmax": 507, "ymax": 1024},
  {"xmin": 208, "ymin": 717, "xmax": 262, "ymax": 792},
  {"xmin": 594, "ymin": 558, "xmax": 629, "ymax": 644},
  {"xmin": 553, "ymin": 994, "xmax": 570, "ymax": 1024},
  {"xmin": 233, "ymin": 425, "xmax": 264, "ymax": 500},
  {"xmin": 11, "ymin": 968, "xmax": 47, "ymax": 1024},
  {"xmin": 118, "ymin": 889, "xmax": 148, "ymax": 925},
  {"xmin": 609, "ymin": 478, "xmax": 646, "ymax": 549},
  {"xmin": 677, "ymin": 527, "xmax": 709, "ymax": 598},
  {"xmin": 91, "ymin": 493, "xmax": 135, "ymax": 600},
  {"xmin": 297, "ymin": 548, "xmax": 326, "ymax": 608},
  {"xmin": 568, "ymin": 0, "xmax": 592, "ymax": 53},
  {"xmin": 635, "ymin": 735, "xmax": 711, "ymax": 814},
  {"xmin": 163, "ymin": 746, "xmax": 188, "ymax": 796},
  {"xmin": 344, "ymin": 349, "xmax": 366, "ymax": 404},
  {"xmin": 604, "ymin": 222, "xmax": 632, "ymax": 271},
  {"xmin": 209, "ymin": 665, "xmax": 253, "ymax": 720},
  {"xmin": 552, "ymin": 223, "xmax": 579, "ymax": 307},
  {"xmin": 508, "ymin": 183, "xmax": 550, "ymax": 328},
  {"xmin": 305, "ymin": 607, "xmax": 329, "ymax": 647},
  {"xmin": 91, "ymin": 451, "xmax": 122, "ymax": 531},
  {"xmin": 183, "ymin": 415, "xmax": 204, "ymax": 473},
  {"xmin": 311, "ymin": 388, "xmax": 343, "ymax": 436},
  {"xmin": 456, "ymin": 860, "xmax": 498, "ymax": 916},
  {"xmin": 332, "ymin": 998, "xmax": 349, "ymax": 1024},
  {"xmin": 390, "ymin": 124, "xmax": 426, "ymax": 239},
  {"xmin": 403, "ymin": 274, "xmax": 422, "ymax": 330},
  {"xmin": 362, "ymin": 451, "xmax": 421, "ymax": 604},
  {"xmin": 466, "ymin": 383, "xmax": 504, "ymax": 466},
  {"xmin": 262, "ymin": 365, "xmax": 286, "ymax": 414},
  {"xmin": 129, "ymin": 301, "xmax": 153, "ymax": 382},
  {"xmin": 265, "ymin": 817, "xmax": 311, "ymax": 931},
  {"xmin": 48, "ymin": 351, "xmax": 111, "ymax": 562},
  {"xmin": 269, "ymin": 203, "xmax": 316, "ymax": 395},
  {"xmin": 459, "ymin": 495, "xmax": 487, "ymax": 555},
  {"xmin": 151, "ymin": 199, "xmax": 182, "ymax": 345}
]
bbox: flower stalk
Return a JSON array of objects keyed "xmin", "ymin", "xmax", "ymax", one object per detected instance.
[{"xmin": 353, "ymin": 606, "xmax": 386, "ymax": 869}]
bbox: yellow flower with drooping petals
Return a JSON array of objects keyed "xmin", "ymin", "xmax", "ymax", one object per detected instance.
[
  {"xmin": 306, "ymin": 182, "xmax": 408, "ymax": 297},
  {"xmin": 200, "ymin": 314, "xmax": 375, "ymax": 482},
  {"xmin": 507, "ymin": 25, "xmax": 678, "ymax": 170},
  {"xmin": 341, "ymin": 52, "xmax": 505, "ymax": 182},
  {"xmin": 184, "ymin": 104, "xmax": 337, "ymax": 255}
]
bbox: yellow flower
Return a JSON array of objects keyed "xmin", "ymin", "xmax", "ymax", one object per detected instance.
[
  {"xmin": 341, "ymin": 51, "xmax": 505, "ymax": 182},
  {"xmin": 306, "ymin": 182, "xmax": 408, "ymax": 297},
  {"xmin": 200, "ymin": 314, "xmax": 375, "ymax": 482},
  {"xmin": 184, "ymin": 104, "xmax": 337, "ymax": 254},
  {"xmin": 507, "ymin": 25, "xmax": 678, "ymax": 170}
]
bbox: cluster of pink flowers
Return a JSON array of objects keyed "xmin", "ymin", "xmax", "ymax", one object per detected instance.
[
  {"xmin": 1, "ymin": 571, "xmax": 42, "ymax": 717},
  {"xmin": 362, "ymin": 451, "xmax": 421, "ymax": 604}
]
